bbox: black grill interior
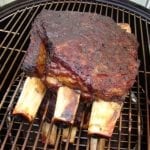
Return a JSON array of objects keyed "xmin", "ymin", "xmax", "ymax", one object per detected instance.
[{"xmin": 0, "ymin": 0, "xmax": 150, "ymax": 150}]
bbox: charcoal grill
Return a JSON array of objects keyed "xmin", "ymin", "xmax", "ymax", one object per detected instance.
[{"xmin": 0, "ymin": 0, "xmax": 150, "ymax": 149}]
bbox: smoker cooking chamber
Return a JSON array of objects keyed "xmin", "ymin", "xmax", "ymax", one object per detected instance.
[{"xmin": 0, "ymin": 0, "xmax": 150, "ymax": 150}]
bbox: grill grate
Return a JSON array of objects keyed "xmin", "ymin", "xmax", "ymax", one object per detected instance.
[{"xmin": 0, "ymin": 0, "xmax": 150, "ymax": 150}]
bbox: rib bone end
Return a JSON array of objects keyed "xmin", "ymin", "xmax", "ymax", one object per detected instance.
[
  {"xmin": 88, "ymin": 100, "xmax": 122, "ymax": 137},
  {"xmin": 13, "ymin": 77, "xmax": 46, "ymax": 122},
  {"xmin": 52, "ymin": 86, "xmax": 80, "ymax": 125}
]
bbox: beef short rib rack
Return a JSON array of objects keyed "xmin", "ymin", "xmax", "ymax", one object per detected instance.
[
  {"xmin": 13, "ymin": 10, "xmax": 139, "ymax": 139},
  {"xmin": 22, "ymin": 10, "xmax": 139, "ymax": 101}
]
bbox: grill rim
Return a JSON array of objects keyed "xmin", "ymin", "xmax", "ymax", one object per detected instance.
[{"xmin": 0, "ymin": 0, "xmax": 150, "ymax": 21}]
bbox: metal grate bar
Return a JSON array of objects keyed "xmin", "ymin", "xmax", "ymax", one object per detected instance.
[
  {"xmin": 110, "ymin": 6, "xmax": 114, "ymax": 19},
  {"xmin": 0, "ymin": 33, "xmax": 29, "ymax": 91},
  {"xmin": 145, "ymin": 20, "xmax": 150, "ymax": 150},
  {"xmin": 22, "ymin": 122, "xmax": 34, "ymax": 150},
  {"xmin": 139, "ymin": 17, "xmax": 149, "ymax": 150},
  {"xmin": 139, "ymin": 17, "xmax": 148, "ymax": 73},
  {"xmin": 133, "ymin": 13, "xmax": 141, "ymax": 150},
  {"xmin": 105, "ymin": 4, "xmax": 108, "ymax": 16},
  {"xmin": 52, "ymin": 0, "xmax": 61, "ymax": 11},
  {"xmin": 94, "ymin": 3, "xmax": 99, "ymax": 15},
  {"xmin": 80, "ymin": 2, "xmax": 86, "ymax": 13},
  {"xmin": 11, "ymin": 122, "xmax": 24, "ymax": 150},
  {"xmin": 65, "ymin": 0, "xmax": 73, "ymax": 10},
  {"xmin": 0, "ymin": 29, "xmax": 19, "ymax": 35},
  {"xmin": 76, "ymin": 111, "xmax": 85, "ymax": 150},
  {"xmin": 128, "ymin": 11, "xmax": 131, "ymax": 31},
  {"xmin": 145, "ymin": 22, "xmax": 150, "ymax": 57},
  {"xmin": 0, "ymin": 5, "xmax": 42, "ymax": 108},
  {"xmin": 42, "ymin": 103, "xmax": 54, "ymax": 147},
  {"xmin": 2, "ymin": 11, "xmax": 17, "ymax": 30},
  {"xmin": 127, "ymin": 13, "xmax": 132, "ymax": 150},
  {"xmin": 128, "ymin": 91, "xmax": 132, "ymax": 149},
  {"xmin": 1, "ymin": 118, "xmax": 15, "ymax": 149},
  {"xmin": 58, "ymin": 0, "xmax": 66, "ymax": 11},
  {"xmin": 0, "ymin": 7, "xmax": 32, "ymax": 73},
  {"xmin": 0, "ymin": 73, "xmax": 24, "ymax": 131},
  {"xmin": 78, "ymin": 3, "xmax": 85, "ymax": 12},
  {"xmin": 1, "ymin": 46, "xmax": 26, "ymax": 53},
  {"xmin": 122, "ymin": 9, "xmax": 125, "ymax": 23},
  {"xmin": 99, "ymin": 4, "xmax": 103, "ymax": 15},
  {"xmin": 107, "ymin": 138, "xmax": 111, "ymax": 150},
  {"xmin": 54, "ymin": 128, "xmax": 62, "ymax": 150},
  {"xmin": 33, "ymin": 100, "xmax": 50, "ymax": 150},
  {"xmin": 0, "ymin": 53, "xmax": 24, "ymax": 110},
  {"xmin": 0, "ymin": 9, "xmax": 26, "ymax": 60},
  {"xmin": 71, "ymin": 3, "xmax": 76, "ymax": 11},
  {"xmin": 137, "ymin": 75, "xmax": 141, "ymax": 150},
  {"xmin": 64, "ymin": 126, "xmax": 73, "ymax": 150},
  {"xmin": 117, "ymin": 113, "xmax": 122, "ymax": 150},
  {"xmin": 0, "ymin": 5, "xmax": 46, "ymax": 94},
  {"xmin": 86, "ymin": 138, "xmax": 90, "ymax": 150},
  {"xmin": 116, "ymin": 7, "xmax": 119, "ymax": 23}
]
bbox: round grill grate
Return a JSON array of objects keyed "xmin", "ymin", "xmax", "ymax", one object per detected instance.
[{"xmin": 0, "ymin": 0, "xmax": 150, "ymax": 150}]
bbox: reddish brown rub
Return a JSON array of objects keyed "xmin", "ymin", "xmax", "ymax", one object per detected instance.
[{"xmin": 22, "ymin": 10, "xmax": 139, "ymax": 101}]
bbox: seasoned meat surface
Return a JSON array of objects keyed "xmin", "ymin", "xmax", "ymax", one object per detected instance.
[{"xmin": 23, "ymin": 10, "xmax": 139, "ymax": 101}]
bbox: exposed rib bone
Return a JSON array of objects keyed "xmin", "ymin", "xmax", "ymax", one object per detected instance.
[
  {"xmin": 117, "ymin": 23, "xmax": 131, "ymax": 33},
  {"xmin": 62, "ymin": 127, "xmax": 77, "ymax": 143},
  {"xmin": 13, "ymin": 77, "xmax": 46, "ymax": 122},
  {"xmin": 88, "ymin": 23, "xmax": 131, "ymax": 137},
  {"xmin": 88, "ymin": 100, "xmax": 122, "ymax": 137},
  {"xmin": 41, "ymin": 122, "xmax": 57, "ymax": 145},
  {"xmin": 52, "ymin": 86, "xmax": 80, "ymax": 125},
  {"xmin": 90, "ymin": 138, "xmax": 105, "ymax": 150}
]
